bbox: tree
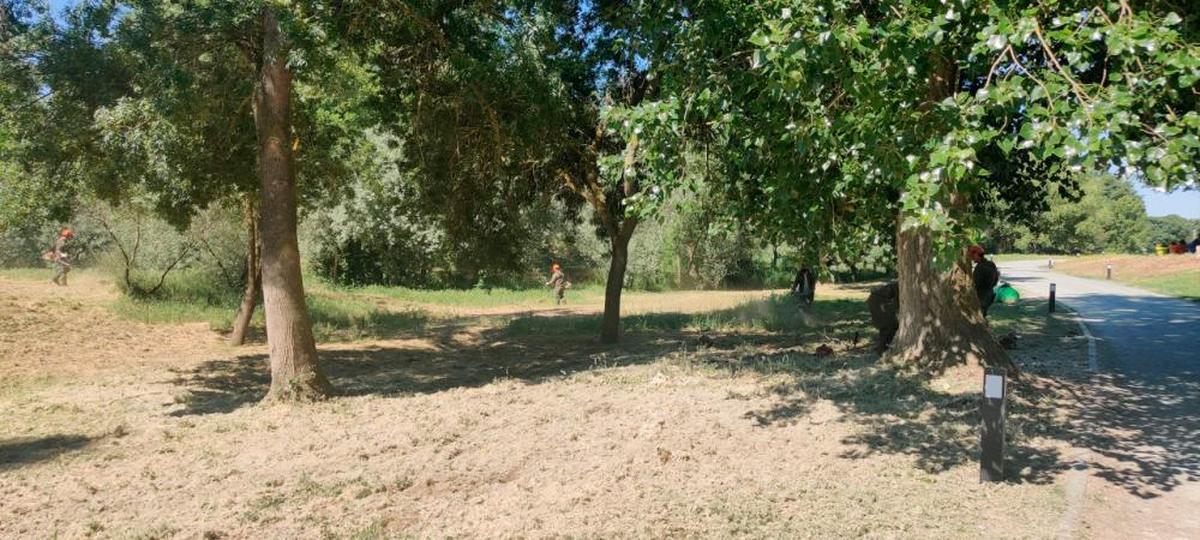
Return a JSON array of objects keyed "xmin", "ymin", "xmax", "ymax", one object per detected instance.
[
  {"xmin": 342, "ymin": 1, "xmax": 691, "ymax": 342},
  {"xmin": 1148, "ymin": 214, "xmax": 1200, "ymax": 245},
  {"xmin": 249, "ymin": 5, "xmax": 330, "ymax": 400},
  {"xmin": 1066, "ymin": 175, "xmax": 1150, "ymax": 252},
  {"xmin": 21, "ymin": 0, "xmax": 372, "ymax": 400},
  {"xmin": 988, "ymin": 173, "xmax": 1150, "ymax": 253},
  {"xmin": 685, "ymin": 1, "xmax": 1198, "ymax": 371}
]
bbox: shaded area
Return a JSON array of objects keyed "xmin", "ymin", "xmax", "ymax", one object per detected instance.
[
  {"xmin": 168, "ymin": 290, "xmax": 1198, "ymax": 498},
  {"xmin": 168, "ymin": 296, "xmax": 871, "ymax": 416},
  {"xmin": 739, "ymin": 353, "xmax": 1075, "ymax": 484},
  {"xmin": 998, "ymin": 280, "xmax": 1200, "ymax": 377},
  {"xmin": 1070, "ymin": 372, "xmax": 1200, "ymax": 498},
  {"xmin": 0, "ymin": 434, "xmax": 95, "ymax": 471},
  {"xmin": 169, "ymin": 333, "xmax": 683, "ymax": 416},
  {"xmin": 1002, "ymin": 263, "xmax": 1200, "ymax": 498}
]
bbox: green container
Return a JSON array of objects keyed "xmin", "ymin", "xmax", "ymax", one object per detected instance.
[{"xmin": 995, "ymin": 283, "xmax": 1020, "ymax": 304}]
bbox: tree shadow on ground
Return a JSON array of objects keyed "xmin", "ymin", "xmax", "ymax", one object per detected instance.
[
  {"xmin": 1068, "ymin": 371, "xmax": 1200, "ymax": 499},
  {"xmin": 168, "ymin": 297, "xmax": 869, "ymax": 416},
  {"xmin": 166, "ymin": 293, "xmax": 1199, "ymax": 499},
  {"xmin": 735, "ymin": 352, "xmax": 1072, "ymax": 484},
  {"xmin": 0, "ymin": 434, "xmax": 96, "ymax": 471},
  {"xmin": 167, "ymin": 331, "xmax": 690, "ymax": 416}
]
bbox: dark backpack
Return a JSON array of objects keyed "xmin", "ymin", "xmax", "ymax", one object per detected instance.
[{"xmin": 975, "ymin": 260, "xmax": 1000, "ymax": 291}]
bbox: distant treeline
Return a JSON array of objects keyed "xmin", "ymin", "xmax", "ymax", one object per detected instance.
[{"xmin": 990, "ymin": 175, "xmax": 1199, "ymax": 255}]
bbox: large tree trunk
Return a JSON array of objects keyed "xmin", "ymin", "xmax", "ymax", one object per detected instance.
[
  {"xmin": 601, "ymin": 231, "xmax": 633, "ymax": 343},
  {"xmin": 884, "ymin": 51, "xmax": 1016, "ymax": 375},
  {"xmin": 888, "ymin": 217, "xmax": 1015, "ymax": 373},
  {"xmin": 254, "ymin": 6, "xmax": 332, "ymax": 401},
  {"xmin": 229, "ymin": 196, "xmax": 260, "ymax": 346}
]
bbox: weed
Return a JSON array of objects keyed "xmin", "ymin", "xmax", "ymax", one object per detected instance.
[
  {"xmin": 393, "ymin": 475, "xmax": 414, "ymax": 491},
  {"xmin": 128, "ymin": 524, "xmax": 180, "ymax": 540},
  {"xmin": 349, "ymin": 520, "xmax": 390, "ymax": 540}
]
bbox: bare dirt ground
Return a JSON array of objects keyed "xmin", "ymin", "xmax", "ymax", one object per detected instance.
[
  {"xmin": 387, "ymin": 289, "xmax": 790, "ymax": 318},
  {"xmin": 2, "ymin": 273, "xmax": 1099, "ymax": 538}
]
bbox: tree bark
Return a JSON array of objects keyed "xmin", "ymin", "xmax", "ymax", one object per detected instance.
[
  {"xmin": 601, "ymin": 229, "xmax": 633, "ymax": 343},
  {"xmin": 254, "ymin": 6, "xmax": 332, "ymax": 401},
  {"xmin": 884, "ymin": 51, "xmax": 1016, "ymax": 375},
  {"xmin": 887, "ymin": 216, "xmax": 1016, "ymax": 373},
  {"xmin": 230, "ymin": 196, "xmax": 260, "ymax": 346}
]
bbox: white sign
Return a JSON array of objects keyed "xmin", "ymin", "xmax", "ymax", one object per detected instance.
[{"xmin": 984, "ymin": 374, "xmax": 1005, "ymax": 399}]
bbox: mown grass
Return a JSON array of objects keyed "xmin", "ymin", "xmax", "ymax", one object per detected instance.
[
  {"xmin": 339, "ymin": 279, "xmax": 605, "ymax": 308},
  {"xmin": 1130, "ymin": 272, "xmax": 1200, "ymax": 301},
  {"xmin": 503, "ymin": 294, "xmax": 871, "ymax": 341},
  {"xmin": 1050, "ymin": 254, "xmax": 1200, "ymax": 302},
  {"xmin": 0, "ymin": 267, "xmax": 57, "ymax": 281}
]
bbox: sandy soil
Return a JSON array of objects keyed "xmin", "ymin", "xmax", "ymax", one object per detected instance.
[
  {"xmin": 2, "ymin": 274, "xmax": 1094, "ymax": 538},
  {"xmin": 0, "ymin": 274, "xmax": 223, "ymax": 382}
]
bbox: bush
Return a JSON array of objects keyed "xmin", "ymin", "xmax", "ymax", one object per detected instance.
[{"xmin": 88, "ymin": 201, "xmax": 244, "ymax": 300}]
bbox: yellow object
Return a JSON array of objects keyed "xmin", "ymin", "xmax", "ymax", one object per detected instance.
[{"xmin": 1155, "ymin": 244, "xmax": 1168, "ymax": 256}]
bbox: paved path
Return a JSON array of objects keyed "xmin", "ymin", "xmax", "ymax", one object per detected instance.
[
  {"xmin": 1000, "ymin": 259, "xmax": 1200, "ymax": 377},
  {"xmin": 1000, "ymin": 259, "xmax": 1200, "ymax": 539}
]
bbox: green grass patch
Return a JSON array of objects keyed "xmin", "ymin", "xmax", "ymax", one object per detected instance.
[
  {"xmin": 1123, "ymin": 272, "xmax": 1200, "ymax": 302},
  {"xmin": 503, "ymin": 295, "xmax": 871, "ymax": 341},
  {"xmin": 0, "ymin": 266, "xmax": 58, "ymax": 281},
  {"xmin": 113, "ymin": 293, "xmax": 429, "ymax": 343},
  {"xmin": 109, "ymin": 270, "xmax": 430, "ymax": 342},
  {"xmin": 1050, "ymin": 254, "xmax": 1200, "ymax": 302},
  {"xmin": 111, "ymin": 296, "xmax": 237, "ymax": 327},
  {"xmin": 306, "ymin": 291, "xmax": 428, "ymax": 341},
  {"xmin": 989, "ymin": 253, "xmax": 1072, "ymax": 262},
  {"xmin": 327, "ymin": 278, "xmax": 606, "ymax": 308}
]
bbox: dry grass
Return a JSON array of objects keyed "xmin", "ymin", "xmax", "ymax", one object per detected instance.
[
  {"xmin": 1051, "ymin": 254, "xmax": 1200, "ymax": 301},
  {"xmin": 1, "ymin": 272, "xmax": 1095, "ymax": 538}
]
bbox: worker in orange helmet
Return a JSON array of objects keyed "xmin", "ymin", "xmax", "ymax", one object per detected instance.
[
  {"xmin": 49, "ymin": 228, "xmax": 75, "ymax": 286},
  {"xmin": 545, "ymin": 262, "xmax": 570, "ymax": 305}
]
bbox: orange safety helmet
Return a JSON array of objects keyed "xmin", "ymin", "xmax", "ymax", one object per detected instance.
[
  {"xmin": 551, "ymin": 262, "xmax": 562, "ymax": 271},
  {"xmin": 60, "ymin": 228, "xmax": 74, "ymax": 238}
]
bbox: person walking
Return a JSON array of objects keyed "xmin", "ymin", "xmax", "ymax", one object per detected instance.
[
  {"xmin": 969, "ymin": 245, "xmax": 1000, "ymax": 317},
  {"xmin": 48, "ymin": 228, "xmax": 74, "ymax": 286},
  {"xmin": 545, "ymin": 262, "xmax": 569, "ymax": 305}
]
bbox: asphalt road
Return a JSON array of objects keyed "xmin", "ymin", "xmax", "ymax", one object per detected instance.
[
  {"xmin": 999, "ymin": 258, "xmax": 1200, "ymax": 538},
  {"xmin": 999, "ymin": 259, "xmax": 1200, "ymax": 379}
]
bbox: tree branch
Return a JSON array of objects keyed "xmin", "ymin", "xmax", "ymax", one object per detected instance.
[
  {"xmin": 1006, "ymin": 47, "xmax": 1055, "ymax": 112},
  {"xmin": 1033, "ymin": 22, "xmax": 1091, "ymax": 105}
]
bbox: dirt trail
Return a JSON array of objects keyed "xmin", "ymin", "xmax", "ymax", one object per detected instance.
[{"xmin": 1, "ymin": 274, "xmax": 225, "ymax": 382}]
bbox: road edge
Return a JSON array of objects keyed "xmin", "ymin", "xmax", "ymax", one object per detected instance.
[{"xmin": 1055, "ymin": 307, "xmax": 1099, "ymax": 540}]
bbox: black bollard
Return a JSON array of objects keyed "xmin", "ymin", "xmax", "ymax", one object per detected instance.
[
  {"xmin": 1106, "ymin": 264, "xmax": 1113, "ymax": 280},
  {"xmin": 1048, "ymin": 258, "xmax": 1054, "ymax": 269},
  {"xmin": 980, "ymin": 367, "xmax": 1008, "ymax": 482},
  {"xmin": 1049, "ymin": 283, "xmax": 1056, "ymax": 313}
]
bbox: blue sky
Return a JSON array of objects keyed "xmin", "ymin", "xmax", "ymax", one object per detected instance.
[{"xmin": 1135, "ymin": 185, "xmax": 1200, "ymax": 218}]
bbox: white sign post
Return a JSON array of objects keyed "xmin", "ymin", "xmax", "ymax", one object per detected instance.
[{"xmin": 980, "ymin": 368, "xmax": 1008, "ymax": 482}]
